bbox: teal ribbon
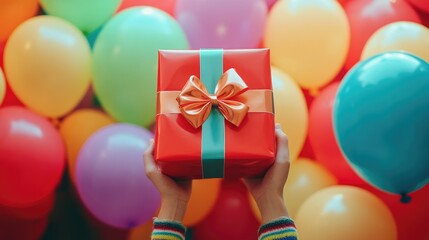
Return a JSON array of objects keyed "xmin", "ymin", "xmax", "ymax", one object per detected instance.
[{"xmin": 200, "ymin": 49, "xmax": 225, "ymax": 178}]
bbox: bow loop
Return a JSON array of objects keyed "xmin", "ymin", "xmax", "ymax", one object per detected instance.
[{"xmin": 176, "ymin": 68, "xmax": 249, "ymax": 128}]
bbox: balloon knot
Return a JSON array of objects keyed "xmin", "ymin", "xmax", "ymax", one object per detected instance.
[
  {"xmin": 400, "ymin": 192, "xmax": 412, "ymax": 204},
  {"xmin": 128, "ymin": 220, "xmax": 137, "ymax": 228}
]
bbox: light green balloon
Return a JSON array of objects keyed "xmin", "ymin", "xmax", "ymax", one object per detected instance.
[
  {"xmin": 93, "ymin": 7, "xmax": 189, "ymax": 127},
  {"xmin": 41, "ymin": 0, "xmax": 121, "ymax": 33}
]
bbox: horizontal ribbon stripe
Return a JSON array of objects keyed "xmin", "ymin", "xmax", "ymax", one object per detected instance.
[{"xmin": 157, "ymin": 90, "xmax": 274, "ymax": 115}]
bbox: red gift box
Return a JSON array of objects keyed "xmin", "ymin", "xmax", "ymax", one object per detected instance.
[{"xmin": 154, "ymin": 49, "xmax": 275, "ymax": 179}]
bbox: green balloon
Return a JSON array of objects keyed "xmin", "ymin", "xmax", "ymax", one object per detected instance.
[
  {"xmin": 93, "ymin": 7, "xmax": 189, "ymax": 127},
  {"xmin": 41, "ymin": 0, "xmax": 121, "ymax": 33}
]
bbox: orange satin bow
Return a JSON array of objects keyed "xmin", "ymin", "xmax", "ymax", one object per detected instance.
[{"xmin": 176, "ymin": 68, "xmax": 249, "ymax": 128}]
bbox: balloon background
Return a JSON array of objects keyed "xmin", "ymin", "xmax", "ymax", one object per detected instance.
[{"xmin": 0, "ymin": 0, "xmax": 428, "ymax": 239}]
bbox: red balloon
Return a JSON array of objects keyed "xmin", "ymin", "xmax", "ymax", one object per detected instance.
[
  {"xmin": 364, "ymin": 184, "xmax": 429, "ymax": 240},
  {"xmin": 338, "ymin": 0, "xmax": 349, "ymax": 6},
  {"xmin": 0, "ymin": 106, "xmax": 65, "ymax": 207},
  {"xmin": 194, "ymin": 180, "xmax": 260, "ymax": 240},
  {"xmin": 418, "ymin": 9, "xmax": 429, "ymax": 28},
  {"xmin": 298, "ymin": 136, "xmax": 316, "ymax": 160},
  {"xmin": 407, "ymin": 0, "xmax": 429, "ymax": 13},
  {"xmin": 297, "ymin": 84, "xmax": 315, "ymax": 159},
  {"xmin": 0, "ymin": 81, "xmax": 24, "ymax": 107},
  {"xmin": 300, "ymin": 68, "xmax": 348, "ymax": 160},
  {"xmin": 117, "ymin": 0, "xmax": 176, "ymax": 16},
  {"xmin": 0, "ymin": 193, "xmax": 54, "ymax": 221},
  {"xmin": 344, "ymin": 0, "xmax": 421, "ymax": 70},
  {"xmin": 72, "ymin": 86, "xmax": 98, "ymax": 111},
  {"xmin": 0, "ymin": 217, "xmax": 49, "ymax": 240},
  {"xmin": 0, "ymin": 41, "xmax": 4, "ymax": 67},
  {"xmin": 308, "ymin": 82, "xmax": 366, "ymax": 185}
]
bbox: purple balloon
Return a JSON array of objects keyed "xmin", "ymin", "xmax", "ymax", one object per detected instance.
[
  {"xmin": 76, "ymin": 123, "xmax": 160, "ymax": 229},
  {"xmin": 176, "ymin": 0, "xmax": 267, "ymax": 49}
]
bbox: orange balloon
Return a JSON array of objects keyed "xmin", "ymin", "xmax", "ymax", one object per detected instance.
[
  {"xmin": 283, "ymin": 158, "xmax": 337, "ymax": 218},
  {"xmin": 272, "ymin": 67, "xmax": 308, "ymax": 161},
  {"xmin": 128, "ymin": 219, "xmax": 153, "ymax": 240},
  {"xmin": 0, "ymin": 0, "xmax": 39, "ymax": 42},
  {"xmin": 59, "ymin": 109, "xmax": 114, "ymax": 182},
  {"xmin": 4, "ymin": 16, "xmax": 92, "ymax": 118},
  {"xmin": 265, "ymin": 0, "xmax": 350, "ymax": 91},
  {"xmin": 295, "ymin": 186, "xmax": 397, "ymax": 240},
  {"xmin": 182, "ymin": 179, "xmax": 221, "ymax": 226}
]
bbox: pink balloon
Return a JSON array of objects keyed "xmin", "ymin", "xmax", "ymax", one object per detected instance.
[
  {"xmin": 265, "ymin": 0, "xmax": 277, "ymax": 9},
  {"xmin": 176, "ymin": 0, "xmax": 267, "ymax": 49}
]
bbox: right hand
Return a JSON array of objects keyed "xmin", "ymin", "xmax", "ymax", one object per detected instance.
[{"xmin": 243, "ymin": 124, "xmax": 291, "ymax": 223}]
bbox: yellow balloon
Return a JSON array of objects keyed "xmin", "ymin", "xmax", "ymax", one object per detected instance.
[
  {"xmin": 59, "ymin": 109, "xmax": 114, "ymax": 182},
  {"xmin": 4, "ymin": 16, "xmax": 91, "ymax": 118},
  {"xmin": 0, "ymin": 68, "xmax": 5, "ymax": 105},
  {"xmin": 283, "ymin": 158, "xmax": 337, "ymax": 218},
  {"xmin": 295, "ymin": 186, "xmax": 397, "ymax": 240},
  {"xmin": 272, "ymin": 67, "xmax": 308, "ymax": 161},
  {"xmin": 265, "ymin": 0, "xmax": 350, "ymax": 91},
  {"xmin": 362, "ymin": 21, "xmax": 429, "ymax": 62}
]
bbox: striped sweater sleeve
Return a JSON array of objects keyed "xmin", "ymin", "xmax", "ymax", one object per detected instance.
[
  {"xmin": 258, "ymin": 217, "xmax": 298, "ymax": 240},
  {"xmin": 151, "ymin": 218, "xmax": 186, "ymax": 240}
]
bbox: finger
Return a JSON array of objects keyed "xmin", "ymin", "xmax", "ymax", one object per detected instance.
[
  {"xmin": 275, "ymin": 128, "xmax": 289, "ymax": 164},
  {"xmin": 143, "ymin": 139, "xmax": 157, "ymax": 174},
  {"xmin": 275, "ymin": 124, "xmax": 287, "ymax": 141},
  {"xmin": 265, "ymin": 127, "xmax": 290, "ymax": 187}
]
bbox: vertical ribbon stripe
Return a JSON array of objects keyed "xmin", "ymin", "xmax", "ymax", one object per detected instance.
[{"xmin": 200, "ymin": 49, "xmax": 225, "ymax": 178}]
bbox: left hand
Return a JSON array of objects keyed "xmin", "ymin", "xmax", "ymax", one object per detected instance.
[{"xmin": 144, "ymin": 140, "xmax": 192, "ymax": 221}]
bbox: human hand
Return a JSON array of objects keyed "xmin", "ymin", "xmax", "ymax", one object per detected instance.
[
  {"xmin": 144, "ymin": 140, "xmax": 192, "ymax": 222},
  {"xmin": 243, "ymin": 124, "xmax": 291, "ymax": 223}
]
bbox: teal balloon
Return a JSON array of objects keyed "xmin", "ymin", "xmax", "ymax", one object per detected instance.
[
  {"xmin": 334, "ymin": 52, "xmax": 429, "ymax": 195},
  {"xmin": 93, "ymin": 7, "xmax": 189, "ymax": 127},
  {"xmin": 41, "ymin": 0, "xmax": 121, "ymax": 33}
]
